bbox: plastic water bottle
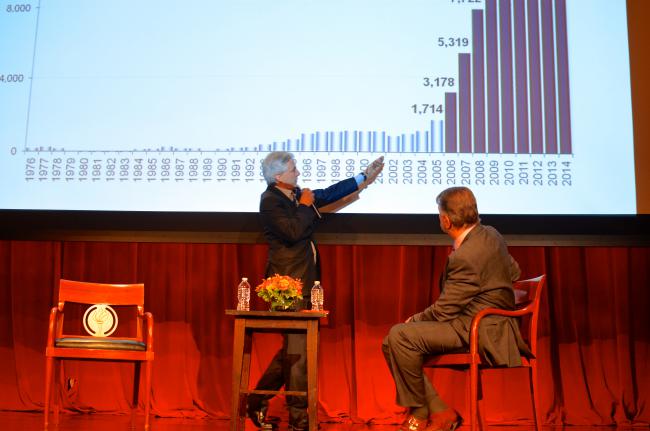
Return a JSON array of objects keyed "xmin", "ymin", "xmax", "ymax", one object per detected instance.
[
  {"xmin": 237, "ymin": 277, "xmax": 250, "ymax": 311},
  {"xmin": 311, "ymin": 281, "xmax": 324, "ymax": 311}
]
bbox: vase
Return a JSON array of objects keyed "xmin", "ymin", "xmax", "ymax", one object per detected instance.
[
  {"xmin": 269, "ymin": 304, "xmax": 297, "ymax": 312},
  {"xmin": 269, "ymin": 298, "xmax": 299, "ymax": 312}
]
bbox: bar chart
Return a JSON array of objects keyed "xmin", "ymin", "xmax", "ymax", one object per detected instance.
[
  {"xmin": 245, "ymin": 0, "xmax": 572, "ymax": 156},
  {"xmin": 0, "ymin": 0, "xmax": 637, "ymax": 214}
]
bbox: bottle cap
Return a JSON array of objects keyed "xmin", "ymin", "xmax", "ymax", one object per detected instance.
[
  {"xmin": 314, "ymin": 280, "xmax": 320, "ymax": 285},
  {"xmin": 242, "ymin": 277, "xmax": 248, "ymax": 282}
]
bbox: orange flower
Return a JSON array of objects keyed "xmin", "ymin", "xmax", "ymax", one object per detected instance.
[{"xmin": 255, "ymin": 274, "xmax": 303, "ymax": 310}]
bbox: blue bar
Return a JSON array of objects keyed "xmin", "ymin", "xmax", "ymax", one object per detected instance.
[
  {"xmin": 382, "ymin": 131, "xmax": 386, "ymax": 152},
  {"xmin": 316, "ymin": 132, "xmax": 321, "ymax": 151},
  {"xmin": 330, "ymin": 132, "xmax": 335, "ymax": 152},
  {"xmin": 439, "ymin": 121, "xmax": 444, "ymax": 153},
  {"xmin": 425, "ymin": 131, "xmax": 430, "ymax": 153},
  {"xmin": 416, "ymin": 131, "xmax": 421, "ymax": 152},
  {"xmin": 372, "ymin": 131, "xmax": 377, "ymax": 152},
  {"xmin": 301, "ymin": 134, "xmax": 305, "ymax": 152},
  {"xmin": 359, "ymin": 131, "xmax": 364, "ymax": 152},
  {"xmin": 430, "ymin": 120, "xmax": 435, "ymax": 153},
  {"xmin": 344, "ymin": 131, "xmax": 349, "ymax": 152},
  {"xmin": 387, "ymin": 136, "xmax": 392, "ymax": 152}
]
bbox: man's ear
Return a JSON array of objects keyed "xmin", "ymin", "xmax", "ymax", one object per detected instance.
[{"xmin": 440, "ymin": 214, "xmax": 452, "ymax": 230}]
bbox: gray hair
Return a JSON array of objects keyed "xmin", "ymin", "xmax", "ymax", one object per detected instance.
[{"xmin": 262, "ymin": 151, "xmax": 295, "ymax": 185}]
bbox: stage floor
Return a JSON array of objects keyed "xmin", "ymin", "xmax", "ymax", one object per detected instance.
[{"xmin": 1, "ymin": 412, "xmax": 643, "ymax": 431}]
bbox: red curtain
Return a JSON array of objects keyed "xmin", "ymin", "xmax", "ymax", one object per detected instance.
[{"xmin": 0, "ymin": 240, "xmax": 648, "ymax": 426}]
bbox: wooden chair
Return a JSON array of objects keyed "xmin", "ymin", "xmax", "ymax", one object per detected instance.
[
  {"xmin": 44, "ymin": 279, "xmax": 154, "ymax": 429},
  {"xmin": 423, "ymin": 275, "xmax": 546, "ymax": 431}
]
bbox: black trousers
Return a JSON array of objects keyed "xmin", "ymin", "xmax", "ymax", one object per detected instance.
[
  {"xmin": 249, "ymin": 332, "xmax": 308, "ymax": 423},
  {"xmin": 250, "ymin": 270, "xmax": 315, "ymax": 424}
]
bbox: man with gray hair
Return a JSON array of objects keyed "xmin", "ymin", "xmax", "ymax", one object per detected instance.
[{"xmin": 249, "ymin": 151, "xmax": 384, "ymax": 431}]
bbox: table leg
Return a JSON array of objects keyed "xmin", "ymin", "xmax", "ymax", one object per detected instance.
[
  {"xmin": 306, "ymin": 320, "xmax": 319, "ymax": 431},
  {"xmin": 231, "ymin": 318, "xmax": 246, "ymax": 431},
  {"xmin": 240, "ymin": 329, "xmax": 253, "ymax": 426}
]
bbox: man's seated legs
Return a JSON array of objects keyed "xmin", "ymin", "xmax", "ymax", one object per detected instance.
[{"xmin": 382, "ymin": 321, "xmax": 463, "ymax": 430}]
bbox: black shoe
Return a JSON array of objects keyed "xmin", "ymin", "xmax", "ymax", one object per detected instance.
[
  {"xmin": 247, "ymin": 403, "xmax": 280, "ymax": 430},
  {"xmin": 288, "ymin": 417, "xmax": 311, "ymax": 431}
]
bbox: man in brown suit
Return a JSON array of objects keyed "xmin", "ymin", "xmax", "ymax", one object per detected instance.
[{"xmin": 382, "ymin": 186, "xmax": 527, "ymax": 431}]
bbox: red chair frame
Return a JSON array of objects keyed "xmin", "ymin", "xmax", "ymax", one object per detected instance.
[
  {"xmin": 424, "ymin": 275, "xmax": 546, "ymax": 431},
  {"xmin": 44, "ymin": 279, "xmax": 154, "ymax": 429}
]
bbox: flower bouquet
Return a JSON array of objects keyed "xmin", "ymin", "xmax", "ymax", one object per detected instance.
[{"xmin": 255, "ymin": 274, "xmax": 303, "ymax": 311}]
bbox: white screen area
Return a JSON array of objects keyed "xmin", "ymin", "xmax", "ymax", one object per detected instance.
[{"xmin": 0, "ymin": 0, "xmax": 635, "ymax": 214}]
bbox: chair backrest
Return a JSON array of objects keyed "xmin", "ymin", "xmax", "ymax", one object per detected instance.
[
  {"xmin": 58, "ymin": 279, "xmax": 144, "ymax": 306},
  {"xmin": 56, "ymin": 279, "xmax": 145, "ymax": 339},
  {"xmin": 512, "ymin": 275, "xmax": 546, "ymax": 356}
]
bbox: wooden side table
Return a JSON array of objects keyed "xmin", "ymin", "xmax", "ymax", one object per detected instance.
[{"xmin": 226, "ymin": 310, "xmax": 328, "ymax": 431}]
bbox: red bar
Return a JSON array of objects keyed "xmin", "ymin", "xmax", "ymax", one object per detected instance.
[
  {"xmin": 527, "ymin": 0, "xmax": 543, "ymax": 154},
  {"xmin": 555, "ymin": 0, "xmax": 572, "ymax": 154},
  {"xmin": 541, "ymin": 0, "xmax": 558, "ymax": 154},
  {"xmin": 499, "ymin": 0, "xmax": 514, "ymax": 153},
  {"xmin": 445, "ymin": 92, "xmax": 457, "ymax": 153},
  {"xmin": 486, "ymin": 0, "xmax": 500, "ymax": 153},
  {"xmin": 459, "ymin": 54, "xmax": 472, "ymax": 153},
  {"xmin": 514, "ymin": 0, "xmax": 529, "ymax": 154},
  {"xmin": 472, "ymin": 10, "xmax": 485, "ymax": 153}
]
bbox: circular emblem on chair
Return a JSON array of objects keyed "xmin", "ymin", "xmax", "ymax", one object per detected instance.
[{"xmin": 83, "ymin": 304, "xmax": 118, "ymax": 337}]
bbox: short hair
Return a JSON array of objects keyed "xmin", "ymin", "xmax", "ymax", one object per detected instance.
[
  {"xmin": 262, "ymin": 151, "xmax": 295, "ymax": 185},
  {"xmin": 436, "ymin": 187, "xmax": 480, "ymax": 228}
]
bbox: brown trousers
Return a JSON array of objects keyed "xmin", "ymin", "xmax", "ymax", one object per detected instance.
[{"xmin": 382, "ymin": 320, "xmax": 464, "ymax": 409}]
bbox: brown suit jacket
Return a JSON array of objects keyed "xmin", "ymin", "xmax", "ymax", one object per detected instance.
[{"xmin": 412, "ymin": 224, "xmax": 529, "ymax": 366}]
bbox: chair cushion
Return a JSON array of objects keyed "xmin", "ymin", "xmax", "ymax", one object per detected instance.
[{"xmin": 55, "ymin": 337, "xmax": 146, "ymax": 351}]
